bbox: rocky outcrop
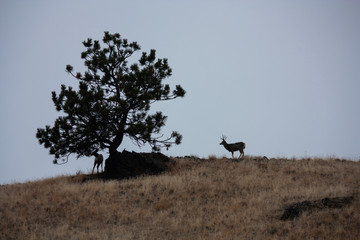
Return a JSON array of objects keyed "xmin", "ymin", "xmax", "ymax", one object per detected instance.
[
  {"xmin": 104, "ymin": 150, "xmax": 171, "ymax": 179},
  {"xmin": 281, "ymin": 195, "xmax": 355, "ymax": 221}
]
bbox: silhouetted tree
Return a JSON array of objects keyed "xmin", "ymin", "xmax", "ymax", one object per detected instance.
[{"xmin": 36, "ymin": 32, "xmax": 185, "ymax": 164}]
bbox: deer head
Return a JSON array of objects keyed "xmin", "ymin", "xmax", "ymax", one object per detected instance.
[{"xmin": 220, "ymin": 135, "xmax": 227, "ymax": 145}]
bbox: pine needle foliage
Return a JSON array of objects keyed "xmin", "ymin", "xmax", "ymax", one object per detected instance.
[{"xmin": 36, "ymin": 32, "xmax": 185, "ymax": 164}]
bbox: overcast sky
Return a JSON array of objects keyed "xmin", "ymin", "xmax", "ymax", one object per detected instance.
[{"xmin": 1, "ymin": 0, "xmax": 359, "ymax": 184}]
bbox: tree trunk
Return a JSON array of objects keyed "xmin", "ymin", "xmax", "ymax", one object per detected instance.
[
  {"xmin": 109, "ymin": 111, "xmax": 129, "ymax": 155},
  {"xmin": 109, "ymin": 133, "xmax": 123, "ymax": 155}
]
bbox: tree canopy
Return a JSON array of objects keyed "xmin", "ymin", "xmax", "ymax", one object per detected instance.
[{"xmin": 36, "ymin": 32, "xmax": 185, "ymax": 164}]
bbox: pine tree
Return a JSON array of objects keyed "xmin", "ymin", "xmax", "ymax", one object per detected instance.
[{"xmin": 36, "ymin": 32, "xmax": 185, "ymax": 164}]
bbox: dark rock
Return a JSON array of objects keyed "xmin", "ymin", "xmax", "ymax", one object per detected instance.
[
  {"xmin": 104, "ymin": 150, "xmax": 171, "ymax": 179},
  {"xmin": 281, "ymin": 195, "xmax": 355, "ymax": 221}
]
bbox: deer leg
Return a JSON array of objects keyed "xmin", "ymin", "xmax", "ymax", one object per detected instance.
[
  {"xmin": 92, "ymin": 162, "xmax": 96, "ymax": 174},
  {"xmin": 240, "ymin": 150, "xmax": 244, "ymax": 159},
  {"xmin": 231, "ymin": 152, "xmax": 234, "ymax": 158}
]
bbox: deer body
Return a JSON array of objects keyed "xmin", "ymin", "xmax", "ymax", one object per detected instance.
[
  {"xmin": 220, "ymin": 136, "xmax": 246, "ymax": 159},
  {"xmin": 92, "ymin": 153, "xmax": 104, "ymax": 174}
]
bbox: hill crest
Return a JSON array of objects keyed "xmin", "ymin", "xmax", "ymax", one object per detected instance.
[{"xmin": 1, "ymin": 156, "xmax": 359, "ymax": 239}]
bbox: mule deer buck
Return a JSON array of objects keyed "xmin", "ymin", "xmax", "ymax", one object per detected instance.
[
  {"xmin": 92, "ymin": 152, "xmax": 104, "ymax": 174},
  {"xmin": 220, "ymin": 135, "xmax": 246, "ymax": 159}
]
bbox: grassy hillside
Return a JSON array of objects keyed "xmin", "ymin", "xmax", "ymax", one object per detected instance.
[{"xmin": 1, "ymin": 156, "xmax": 359, "ymax": 239}]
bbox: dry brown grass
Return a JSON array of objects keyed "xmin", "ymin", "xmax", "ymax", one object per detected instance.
[{"xmin": 1, "ymin": 156, "xmax": 359, "ymax": 239}]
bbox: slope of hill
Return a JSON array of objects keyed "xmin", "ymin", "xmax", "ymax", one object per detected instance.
[{"xmin": 1, "ymin": 157, "xmax": 359, "ymax": 239}]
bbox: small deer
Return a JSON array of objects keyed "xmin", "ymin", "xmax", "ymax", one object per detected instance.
[
  {"xmin": 220, "ymin": 135, "xmax": 246, "ymax": 159},
  {"xmin": 92, "ymin": 152, "xmax": 104, "ymax": 174}
]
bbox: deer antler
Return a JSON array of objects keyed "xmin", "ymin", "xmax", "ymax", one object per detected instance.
[{"xmin": 221, "ymin": 135, "xmax": 227, "ymax": 140}]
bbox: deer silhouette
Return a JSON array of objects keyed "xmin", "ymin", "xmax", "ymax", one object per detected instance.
[
  {"xmin": 92, "ymin": 152, "xmax": 104, "ymax": 174},
  {"xmin": 220, "ymin": 135, "xmax": 246, "ymax": 159}
]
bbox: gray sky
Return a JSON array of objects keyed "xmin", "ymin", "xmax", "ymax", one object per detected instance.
[{"xmin": 1, "ymin": 0, "xmax": 359, "ymax": 184}]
